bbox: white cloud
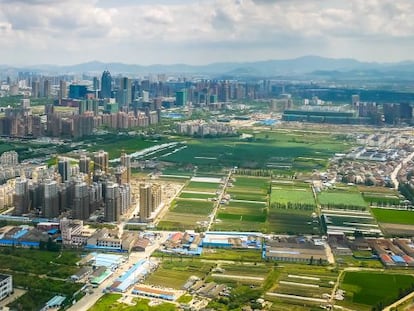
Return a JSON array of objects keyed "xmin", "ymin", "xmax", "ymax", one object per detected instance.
[{"xmin": 0, "ymin": 0, "xmax": 413, "ymax": 65}]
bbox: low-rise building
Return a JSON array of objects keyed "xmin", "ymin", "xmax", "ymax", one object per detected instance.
[
  {"xmin": 263, "ymin": 236, "xmax": 328, "ymax": 264},
  {"xmin": 0, "ymin": 274, "xmax": 12, "ymax": 301}
]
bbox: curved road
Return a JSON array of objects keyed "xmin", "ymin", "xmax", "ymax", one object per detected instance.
[{"xmin": 390, "ymin": 151, "xmax": 414, "ymax": 190}]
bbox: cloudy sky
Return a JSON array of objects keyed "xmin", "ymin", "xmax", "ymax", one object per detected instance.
[{"xmin": 0, "ymin": 0, "xmax": 413, "ymax": 65}]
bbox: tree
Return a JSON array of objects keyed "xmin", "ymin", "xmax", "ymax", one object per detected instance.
[{"xmin": 309, "ymin": 256, "xmax": 314, "ymax": 265}]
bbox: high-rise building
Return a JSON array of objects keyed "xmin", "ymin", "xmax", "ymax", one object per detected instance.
[
  {"xmin": 73, "ymin": 181, "xmax": 90, "ymax": 220},
  {"xmin": 43, "ymin": 180, "xmax": 59, "ymax": 218},
  {"xmin": 59, "ymin": 80, "xmax": 67, "ymax": 99},
  {"xmin": 100, "ymin": 70, "xmax": 112, "ymax": 99},
  {"xmin": 93, "ymin": 150, "xmax": 109, "ymax": 174},
  {"xmin": 120, "ymin": 153, "xmax": 131, "ymax": 184},
  {"xmin": 105, "ymin": 183, "xmax": 120, "ymax": 222},
  {"xmin": 176, "ymin": 90, "xmax": 187, "ymax": 106},
  {"xmin": 31, "ymin": 81, "xmax": 40, "ymax": 98},
  {"xmin": 139, "ymin": 183, "xmax": 161, "ymax": 222},
  {"xmin": 58, "ymin": 158, "xmax": 71, "ymax": 182},
  {"xmin": 117, "ymin": 77, "xmax": 132, "ymax": 108},
  {"xmin": 139, "ymin": 184, "xmax": 151, "ymax": 221},
  {"xmin": 0, "ymin": 151, "xmax": 18, "ymax": 166},
  {"xmin": 93, "ymin": 77, "xmax": 99, "ymax": 91},
  {"xmin": 119, "ymin": 184, "xmax": 131, "ymax": 215},
  {"xmin": 43, "ymin": 79, "xmax": 51, "ymax": 98},
  {"xmin": 13, "ymin": 177, "xmax": 29, "ymax": 215},
  {"xmin": 79, "ymin": 155, "xmax": 91, "ymax": 175},
  {"xmin": 69, "ymin": 84, "xmax": 88, "ymax": 99}
]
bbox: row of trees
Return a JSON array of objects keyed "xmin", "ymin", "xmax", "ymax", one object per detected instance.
[{"xmin": 271, "ymin": 202, "xmax": 315, "ymax": 211}]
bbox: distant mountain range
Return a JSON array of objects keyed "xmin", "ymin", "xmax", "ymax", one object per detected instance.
[{"xmin": 2, "ymin": 56, "xmax": 414, "ymax": 79}]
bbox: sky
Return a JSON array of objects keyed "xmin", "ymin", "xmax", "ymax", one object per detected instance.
[{"xmin": 0, "ymin": 0, "xmax": 413, "ymax": 65}]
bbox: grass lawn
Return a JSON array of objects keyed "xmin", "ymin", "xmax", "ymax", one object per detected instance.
[
  {"xmin": 371, "ymin": 208, "xmax": 414, "ymax": 225},
  {"xmin": 340, "ymin": 272, "xmax": 414, "ymax": 309}
]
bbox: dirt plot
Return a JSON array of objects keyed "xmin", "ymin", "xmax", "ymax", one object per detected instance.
[{"xmin": 379, "ymin": 223, "xmax": 414, "ymax": 236}]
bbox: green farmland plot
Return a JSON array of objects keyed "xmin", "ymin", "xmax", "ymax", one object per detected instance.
[
  {"xmin": 162, "ymin": 132, "xmax": 349, "ymax": 171},
  {"xmin": 268, "ymin": 207, "xmax": 320, "ymax": 235},
  {"xmin": 271, "ymin": 185, "xmax": 316, "ymax": 207},
  {"xmin": 185, "ymin": 181, "xmax": 220, "ymax": 192},
  {"xmin": 227, "ymin": 176, "xmax": 269, "ymax": 202},
  {"xmin": 227, "ymin": 191, "xmax": 267, "ymax": 202},
  {"xmin": 371, "ymin": 208, "xmax": 414, "ymax": 225},
  {"xmin": 231, "ymin": 176, "xmax": 270, "ymax": 193},
  {"xmin": 317, "ymin": 188, "xmax": 367, "ymax": 210},
  {"xmin": 340, "ymin": 272, "xmax": 414, "ymax": 310},
  {"xmin": 214, "ymin": 201, "xmax": 268, "ymax": 231},
  {"xmin": 145, "ymin": 260, "xmax": 214, "ymax": 289},
  {"xmin": 179, "ymin": 192, "xmax": 214, "ymax": 199},
  {"xmin": 171, "ymin": 199, "xmax": 214, "ymax": 215}
]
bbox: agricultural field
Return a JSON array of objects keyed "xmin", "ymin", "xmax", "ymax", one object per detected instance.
[
  {"xmin": 170, "ymin": 199, "xmax": 214, "ymax": 215},
  {"xmin": 178, "ymin": 192, "xmax": 214, "ymax": 199},
  {"xmin": 157, "ymin": 212, "xmax": 208, "ymax": 231},
  {"xmin": 144, "ymin": 260, "xmax": 214, "ymax": 289},
  {"xmin": 268, "ymin": 180, "xmax": 318, "ymax": 234},
  {"xmin": 201, "ymin": 248, "xmax": 263, "ymax": 262},
  {"xmin": 162, "ymin": 130, "xmax": 349, "ymax": 171},
  {"xmin": 227, "ymin": 176, "xmax": 269, "ymax": 202},
  {"xmin": 212, "ymin": 175, "xmax": 269, "ymax": 232},
  {"xmin": 213, "ymin": 201, "xmax": 267, "ymax": 232},
  {"xmin": 208, "ymin": 263, "xmax": 272, "ymax": 286},
  {"xmin": 339, "ymin": 271, "xmax": 414, "ymax": 310},
  {"xmin": 359, "ymin": 186, "xmax": 402, "ymax": 207},
  {"xmin": 267, "ymin": 266, "xmax": 338, "ymax": 309},
  {"xmin": 158, "ymin": 177, "xmax": 221, "ymax": 230},
  {"xmin": 371, "ymin": 208, "xmax": 414, "ymax": 236},
  {"xmin": 371, "ymin": 208, "xmax": 414, "ymax": 225},
  {"xmin": 321, "ymin": 209, "xmax": 380, "ymax": 236},
  {"xmin": 317, "ymin": 187, "xmax": 367, "ymax": 210},
  {"xmin": 84, "ymin": 134, "xmax": 162, "ymax": 159},
  {"xmin": 268, "ymin": 207, "xmax": 320, "ymax": 235},
  {"xmin": 271, "ymin": 180, "xmax": 316, "ymax": 207},
  {"xmin": 185, "ymin": 181, "xmax": 221, "ymax": 193}
]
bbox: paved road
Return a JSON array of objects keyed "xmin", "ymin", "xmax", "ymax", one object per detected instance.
[
  {"xmin": 68, "ymin": 232, "xmax": 169, "ymax": 311},
  {"xmin": 390, "ymin": 151, "xmax": 414, "ymax": 190},
  {"xmin": 384, "ymin": 290, "xmax": 414, "ymax": 311},
  {"xmin": 206, "ymin": 170, "xmax": 232, "ymax": 232}
]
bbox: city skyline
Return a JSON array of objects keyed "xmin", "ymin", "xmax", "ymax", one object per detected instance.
[{"xmin": 0, "ymin": 0, "xmax": 413, "ymax": 66}]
